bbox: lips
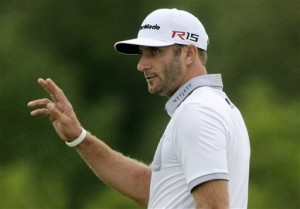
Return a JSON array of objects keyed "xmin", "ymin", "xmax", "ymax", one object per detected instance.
[
  {"xmin": 145, "ymin": 74, "xmax": 157, "ymax": 81},
  {"xmin": 146, "ymin": 75, "xmax": 156, "ymax": 80}
]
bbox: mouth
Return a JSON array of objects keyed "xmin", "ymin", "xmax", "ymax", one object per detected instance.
[
  {"xmin": 146, "ymin": 76, "xmax": 155, "ymax": 80},
  {"xmin": 146, "ymin": 76, "xmax": 157, "ymax": 84},
  {"xmin": 145, "ymin": 75, "xmax": 157, "ymax": 81}
]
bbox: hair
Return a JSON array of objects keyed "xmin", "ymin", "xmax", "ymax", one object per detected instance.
[
  {"xmin": 173, "ymin": 44, "xmax": 184, "ymax": 57},
  {"xmin": 198, "ymin": 48, "xmax": 207, "ymax": 66},
  {"xmin": 172, "ymin": 44, "xmax": 207, "ymax": 66}
]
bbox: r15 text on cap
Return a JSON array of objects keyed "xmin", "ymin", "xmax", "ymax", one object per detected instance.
[{"xmin": 172, "ymin": 31, "xmax": 199, "ymax": 42}]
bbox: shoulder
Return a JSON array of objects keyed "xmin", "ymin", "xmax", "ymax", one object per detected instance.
[
  {"xmin": 186, "ymin": 87, "xmax": 227, "ymax": 106},
  {"xmin": 170, "ymin": 87, "xmax": 232, "ymax": 139},
  {"xmin": 174, "ymin": 87, "xmax": 229, "ymax": 121}
]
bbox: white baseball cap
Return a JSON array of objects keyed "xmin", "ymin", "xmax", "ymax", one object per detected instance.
[{"xmin": 114, "ymin": 8, "xmax": 209, "ymax": 55}]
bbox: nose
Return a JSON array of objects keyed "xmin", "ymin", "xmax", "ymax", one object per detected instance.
[{"xmin": 137, "ymin": 55, "xmax": 151, "ymax": 72}]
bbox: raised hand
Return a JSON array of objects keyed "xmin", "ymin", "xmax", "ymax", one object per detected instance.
[{"xmin": 28, "ymin": 78, "xmax": 82, "ymax": 142}]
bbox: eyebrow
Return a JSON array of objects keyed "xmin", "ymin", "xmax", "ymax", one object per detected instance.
[
  {"xmin": 139, "ymin": 46, "xmax": 160, "ymax": 50},
  {"xmin": 138, "ymin": 46, "xmax": 161, "ymax": 54}
]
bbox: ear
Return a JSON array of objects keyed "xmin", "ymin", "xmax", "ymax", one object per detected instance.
[{"xmin": 184, "ymin": 44, "xmax": 198, "ymax": 66}]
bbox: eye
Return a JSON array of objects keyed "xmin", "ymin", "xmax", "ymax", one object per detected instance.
[
  {"xmin": 138, "ymin": 48, "xmax": 143, "ymax": 55},
  {"xmin": 150, "ymin": 47, "xmax": 160, "ymax": 55}
]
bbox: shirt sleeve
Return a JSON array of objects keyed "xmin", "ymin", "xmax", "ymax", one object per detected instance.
[{"xmin": 173, "ymin": 103, "xmax": 229, "ymax": 192}]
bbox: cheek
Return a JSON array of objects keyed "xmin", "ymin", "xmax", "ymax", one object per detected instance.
[{"xmin": 166, "ymin": 58, "xmax": 184, "ymax": 80}]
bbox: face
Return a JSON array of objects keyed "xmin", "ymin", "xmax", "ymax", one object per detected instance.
[{"xmin": 137, "ymin": 45, "xmax": 186, "ymax": 97}]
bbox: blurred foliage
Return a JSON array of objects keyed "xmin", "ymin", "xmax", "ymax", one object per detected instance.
[{"xmin": 0, "ymin": 0, "xmax": 299, "ymax": 208}]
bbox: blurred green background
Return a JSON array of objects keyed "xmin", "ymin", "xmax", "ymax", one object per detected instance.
[{"xmin": 0, "ymin": 0, "xmax": 299, "ymax": 208}]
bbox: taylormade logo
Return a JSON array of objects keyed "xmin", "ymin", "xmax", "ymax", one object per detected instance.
[{"xmin": 140, "ymin": 24, "xmax": 160, "ymax": 30}]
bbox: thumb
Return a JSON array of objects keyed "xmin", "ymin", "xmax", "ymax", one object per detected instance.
[
  {"xmin": 47, "ymin": 102, "xmax": 82, "ymax": 141},
  {"xmin": 47, "ymin": 103, "xmax": 63, "ymax": 121}
]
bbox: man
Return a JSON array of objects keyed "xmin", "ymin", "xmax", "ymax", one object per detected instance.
[{"xmin": 28, "ymin": 8, "xmax": 250, "ymax": 209}]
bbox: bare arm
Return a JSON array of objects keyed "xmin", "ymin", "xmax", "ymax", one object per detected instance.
[
  {"xmin": 75, "ymin": 133, "xmax": 151, "ymax": 205},
  {"xmin": 192, "ymin": 180, "xmax": 229, "ymax": 209},
  {"xmin": 28, "ymin": 78, "xmax": 151, "ymax": 206}
]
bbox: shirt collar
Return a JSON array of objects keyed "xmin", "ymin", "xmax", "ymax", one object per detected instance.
[{"xmin": 165, "ymin": 74, "xmax": 223, "ymax": 116}]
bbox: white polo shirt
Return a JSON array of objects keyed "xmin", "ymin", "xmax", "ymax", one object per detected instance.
[{"xmin": 148, "ymin": 74, "xmax": 250, "ymax": 209}]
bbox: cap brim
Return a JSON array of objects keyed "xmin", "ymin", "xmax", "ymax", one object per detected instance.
[{"xmin": 114, "ymin": 38, "xmax": 175, "ymax": 55}]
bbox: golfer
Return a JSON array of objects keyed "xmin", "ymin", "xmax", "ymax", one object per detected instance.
[{"xmin": 28, "ymin": 8, "xmax": 250, "ymax": 209}]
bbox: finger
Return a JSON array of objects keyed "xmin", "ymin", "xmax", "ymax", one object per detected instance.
[
  {"xmin": 37, "ymin": 78, "xmax": 58, "ymax": 102},
  {"xmin": 27, "ymin": 98, "xmax": 52, "ymax": 108},
  {"xmin": 37, "ymin": 78, "xmax": 49, "ymax": 94},
  {"xmin": 30, "ymin": 108, "xmax": 50, "ymax": 117},
  {"xmin": 39, "ymin": 78, "xmax": 70, "ymax": 106}
]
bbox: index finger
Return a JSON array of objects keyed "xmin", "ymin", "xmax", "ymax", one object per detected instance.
[{"xmin": 38, "ymin": 78, "xmax": 68, "ymax": 104}]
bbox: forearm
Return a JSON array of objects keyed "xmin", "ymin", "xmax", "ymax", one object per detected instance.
[{"xmin": 75, "ymin": 131, "xmax": 151, "ymax": 206}]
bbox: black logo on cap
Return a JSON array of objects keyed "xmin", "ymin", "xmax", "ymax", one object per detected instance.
[{"xmin": 140, "ymin": 24, "xmax": 160, "ymax": 30}]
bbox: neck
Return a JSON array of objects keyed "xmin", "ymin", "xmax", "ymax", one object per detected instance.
[{"xmin": 180, "ymin": 62, "xmax": 207, "ymax": 90}]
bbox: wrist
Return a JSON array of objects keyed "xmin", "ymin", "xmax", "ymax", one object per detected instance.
[{"xmin": 65, "ymin": 128, "xmax": 87, "ymax": 147}]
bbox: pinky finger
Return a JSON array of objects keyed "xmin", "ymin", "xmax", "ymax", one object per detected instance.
[{"xmin": 30, "ymin": 108, "xmax": 50, "ymax": 117}]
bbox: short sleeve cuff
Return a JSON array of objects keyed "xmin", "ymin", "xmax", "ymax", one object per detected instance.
[{"xmin": 188, "ymin": 173, "xmax": 229, "ymax": 192}]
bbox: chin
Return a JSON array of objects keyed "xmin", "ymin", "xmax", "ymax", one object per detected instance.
[
  {"xmin": 148, "ymin": 89, "xmax": 157, "ymax": 95},
  {"xmin": 148, "ymin": 87, "xmax": 159, "ymax": 95},
  {"xmin": 148, "ymin": 86, "xmax": 168, "ymax": 97}
]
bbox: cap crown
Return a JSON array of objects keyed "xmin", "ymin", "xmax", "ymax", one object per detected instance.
[{"xmin": 138, "ymin": 9, "xmax": 208, "ymax": 50}]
